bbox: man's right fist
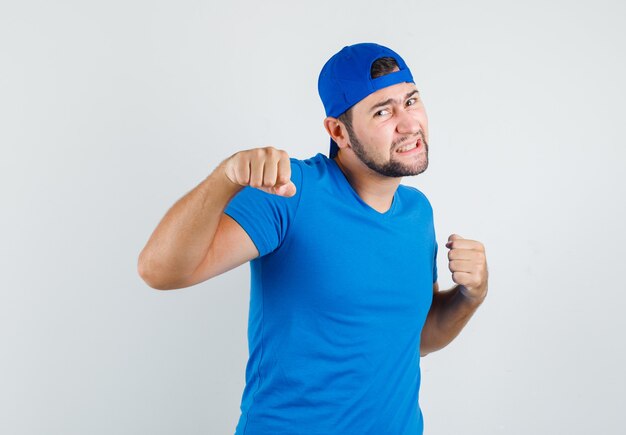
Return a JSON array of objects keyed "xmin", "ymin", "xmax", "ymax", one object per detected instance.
[{"xmin": 220, "ymin": 147, "xmax": 297, "ymax": 197}]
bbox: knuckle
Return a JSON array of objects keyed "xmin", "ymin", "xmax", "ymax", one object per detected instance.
[
  {"xmin": 251, "ymin": 148, "xmax": 265, "ymax": 158},
  {"xmin": 265, "ymin": 146, "xmax": 280, "ymax": 158},
  {"xmin": 261, "ymin": 147, "xmax": 276, "ymax": 158},
  {"xmin": 477, "ymin": 252, "xmax": 486, "ymax": 264}
]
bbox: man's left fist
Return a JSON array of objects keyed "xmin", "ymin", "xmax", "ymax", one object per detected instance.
[{"xmin": 445, "ymin": 234, "xmax": 489, "ymax": 302}]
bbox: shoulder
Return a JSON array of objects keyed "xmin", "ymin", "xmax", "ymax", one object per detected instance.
[
  {"xmin": 291, "ymin": 153, "xmax": 329, "ymax": 171},
  {"xmin": 289, "ymin": 153, "xmax": 333, "ymax": 183},
  {"xmin": 398, "ymin": 184, "xmax": 434, "ymax": 210}
]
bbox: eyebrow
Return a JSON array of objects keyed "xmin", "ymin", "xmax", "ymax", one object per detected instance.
[{"xmin": 368, "ymin": 89, "xmax": 420, "ymax": 113}]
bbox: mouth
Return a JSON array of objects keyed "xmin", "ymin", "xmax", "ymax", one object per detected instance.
[{"xmin": 394, "ymin": 137, "xmax": 422, "ymax": 155}]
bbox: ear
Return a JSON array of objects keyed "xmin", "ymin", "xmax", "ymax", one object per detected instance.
[{"xmin": 323, "ymin": 117, "xmax": 349, "ymax": 148}]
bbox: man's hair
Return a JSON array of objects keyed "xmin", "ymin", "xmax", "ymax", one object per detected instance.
[{"xmin": 336, "ymin": 56, "xmax": 400, "ymax": 131}]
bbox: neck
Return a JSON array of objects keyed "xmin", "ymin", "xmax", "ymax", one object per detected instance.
[{"xmin": 332, "ymin": 152, "xmax": 401, "ymax": 213}]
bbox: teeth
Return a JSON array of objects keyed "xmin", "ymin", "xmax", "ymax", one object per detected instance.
[{"xmin": 397, "ymin": 143, "xmax": 416, "ymax": 152}]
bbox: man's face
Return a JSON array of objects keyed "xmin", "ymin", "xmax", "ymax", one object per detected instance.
[{"xmin": 343, "ymin": 82, "xmax": 429, "ymax": 178}]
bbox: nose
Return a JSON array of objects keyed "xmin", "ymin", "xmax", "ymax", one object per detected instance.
[{"xmin": 395, "ymin": 109, "xmax": 421, "ymax": 136}]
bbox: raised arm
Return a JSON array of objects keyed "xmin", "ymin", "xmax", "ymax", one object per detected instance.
[
  {"xmin": 137, "ymin": 147, "xmax": 295, "ymax": 290},
  {"xmin": 420, "ymin": 234, "xmax": 489, "ymax": 356}
]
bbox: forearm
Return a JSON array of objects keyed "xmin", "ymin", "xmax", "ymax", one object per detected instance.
[
  {"xmin": 137, "ymin": 161, "xmax": 242, "ymax": 289},
  {"xmin": 420, "ymin": 285, "xmax": 486, "ymax": 356}
]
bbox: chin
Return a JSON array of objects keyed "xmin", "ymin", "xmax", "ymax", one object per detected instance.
[{"xmin": 390, "ymin": 157, "xmax": 429, "ymax": 177}]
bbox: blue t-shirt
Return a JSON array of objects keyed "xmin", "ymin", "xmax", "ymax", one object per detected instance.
[{"xmin": 225, "ymin": 153, "xmax": 438, "ymax": 435}]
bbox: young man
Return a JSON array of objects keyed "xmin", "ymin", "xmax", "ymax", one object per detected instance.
[{"xmin": 138, "ymin": 43, "xmax": 488, "ymax": 435}]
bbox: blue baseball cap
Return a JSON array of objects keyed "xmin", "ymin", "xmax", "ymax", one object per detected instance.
[{"xmin": 318, "ymin": 43, "xmax": 415, "ymax": 158}]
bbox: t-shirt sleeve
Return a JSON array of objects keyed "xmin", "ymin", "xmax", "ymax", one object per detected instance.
[{"xmin": 223, "ymin": 159, "xmax": 303, "ymax": 257}]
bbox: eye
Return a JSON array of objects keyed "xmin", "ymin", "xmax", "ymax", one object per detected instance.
[
  {"xmin": 406, "ymin": 97, "xmax": 418, "ymax": 107},
  {"xmin": 374, "ymin": 109, "xmax": 390, "ymax": 117}
]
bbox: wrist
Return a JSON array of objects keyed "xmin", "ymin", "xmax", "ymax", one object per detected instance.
[
  {"xmin": 212, "ymin": 161, "xmax": 243, "ymax": 193},
  {"xmin": 458, "ymin": 284, "xmax": 488, "ymax": 307},
  {"xmin": 197, "ymin": 163, "xmax": 243, "ymax": 207}
]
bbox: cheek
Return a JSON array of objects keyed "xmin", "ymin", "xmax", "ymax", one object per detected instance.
[
  {"xmin": 420, "ymin": 114, "xmax": 429, "ymax": 140},
  {"xmin": 356, "ymin": 121, "xmax": 395, "ymax": 152},
  {"xmin": 375, "ymin": 130, "xmax": 396, "ymax": 151},
  {"xmin": 362, "ymin": 129, "xmax": 389, "ymax": 148}
]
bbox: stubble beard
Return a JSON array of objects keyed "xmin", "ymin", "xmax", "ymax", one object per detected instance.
[{"xmin": 347, "ymin": 128, "xmax": 429, "ymax": 178}]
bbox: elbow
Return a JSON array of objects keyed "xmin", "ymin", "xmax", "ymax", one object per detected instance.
[
  {"xmin": 137, "ymin": 254, "xmax": 178, "ymax": 291},
  {"xmin": 420, "ymin": 347, "xmax": 434, "ymax": 358},
  {"xmin": 419, "ymin": 340, "xmax": 442, "ymax": 358},
  {"xmin": 138, "ymin": 265, "xmax": 168, "ymax": 290},
  {"xmin": 420, "ymin": 347, "xmax": 441, "ymax": 358},
  {"xmin": 142, "ymin": 277, "xmax": 177, "ymax": 291},
  {"xmin": 138, "ymin": 270, "xmax": 181, "ymax": 291}
]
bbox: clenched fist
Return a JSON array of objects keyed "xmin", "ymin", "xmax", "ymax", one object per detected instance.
[
  {"xmin": 220, "ymin": 147, "xmax": 296, "ymax": 197},
  {"xmin": 446, "ymin": 234, "xmax": 488, "ymax": 302}
]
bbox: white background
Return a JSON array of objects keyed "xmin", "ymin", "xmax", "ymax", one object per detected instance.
[{"xmin": 2, "ymin": 0, "xmax": 625, "ymax": 434}]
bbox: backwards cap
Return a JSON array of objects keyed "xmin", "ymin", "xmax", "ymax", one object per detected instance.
[{"xmin": 317, "ymin": 43, "xmax": 415, "ymax": 158}]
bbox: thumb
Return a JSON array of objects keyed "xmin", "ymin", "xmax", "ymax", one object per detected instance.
[
  {"xmin": 446, "ymin": 233, "xmax": 463, "ymax": 248},
  {"xmin": 272, "ymin": 180, "xmax": 297, "ymax": 197}
]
